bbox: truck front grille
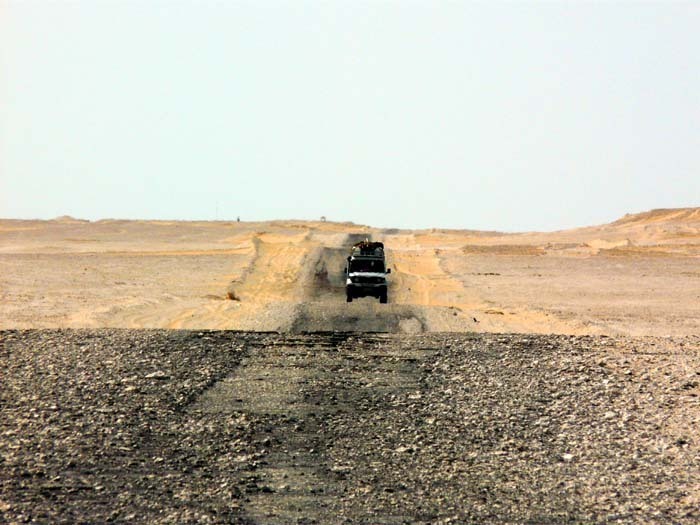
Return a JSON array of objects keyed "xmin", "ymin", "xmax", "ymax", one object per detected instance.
[{"xmin": 354, "ymin": 276, "xmax": 384, "ymax": 284}]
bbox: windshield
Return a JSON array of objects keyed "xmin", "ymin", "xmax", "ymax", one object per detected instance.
[{"xmin": 349, "ymin": 259, "xmax": 385, "ymax": 273}]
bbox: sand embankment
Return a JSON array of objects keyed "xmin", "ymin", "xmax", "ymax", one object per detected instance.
[{"xmin": 1, "ymin": 209, "xmax": 699, "ymax": 335}]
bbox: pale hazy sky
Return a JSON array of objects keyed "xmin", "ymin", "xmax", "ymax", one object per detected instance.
[{"xmin": 1, "ymin": 1, "xmax": 698, "ymax": 231}]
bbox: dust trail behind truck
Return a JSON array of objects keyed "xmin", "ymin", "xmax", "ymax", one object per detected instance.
[{"xmin": 344, "ymin": 239, "xmax": 391, "ymax": 303}]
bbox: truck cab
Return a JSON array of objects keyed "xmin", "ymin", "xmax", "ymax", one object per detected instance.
[{"xmin": 345, "ymin": 240, "xmax": 390, "ymax": 303}]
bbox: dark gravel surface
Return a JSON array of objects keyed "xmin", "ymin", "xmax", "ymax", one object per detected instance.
[{"xmin": 2, "ymin": 330, "xmax": 700, "ymax": 524}]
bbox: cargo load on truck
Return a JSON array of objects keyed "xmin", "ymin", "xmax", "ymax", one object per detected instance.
[
  {"xmin": 345, "ymin": 239, "xmax": 390, "ymax": 303},
  {"xmin": 350, "ymin": 240, "xmax": 385, "ymax": 257}
]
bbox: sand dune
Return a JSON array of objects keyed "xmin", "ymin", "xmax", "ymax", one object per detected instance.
[{"xmin": 1, "ymin": 209, "xmax": 698, "ymax": 334}]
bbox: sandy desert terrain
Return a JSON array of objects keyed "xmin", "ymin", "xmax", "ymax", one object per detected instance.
[
  {"xmin": 2, "ymin": 209, "xmax": 700, "ymax": 523},
  {"xmin": 1, "ymin": 208, "xmax": 699, "ymax": 335}
]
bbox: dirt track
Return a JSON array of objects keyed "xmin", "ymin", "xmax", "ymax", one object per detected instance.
[{"xmin": 2, "ymin": 211, "xmax": 700, "ymax": 522}]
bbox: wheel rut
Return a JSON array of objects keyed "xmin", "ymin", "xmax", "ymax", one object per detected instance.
[
  {"xmin": 191, "ymin": 332, "xmax": 432, "ymax": 523},
  {"xmin": 5, "ymin": 330, "xmax": 700, "ymax": 523},
  {"xmin": 288, "ymin": 233, "xmax": 427, "ymax": 334}
]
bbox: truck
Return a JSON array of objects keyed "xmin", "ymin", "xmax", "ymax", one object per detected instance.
[{"xmin": 344, "ymin": 240, "xmax": 390, "ymax": 303}]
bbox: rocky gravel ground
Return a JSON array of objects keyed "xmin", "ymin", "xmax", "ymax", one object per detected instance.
[
  {"xmin": 2, "ymin": 330, "xmax": 700, "ymax": 524},
  {"xmin": 325, "ymin": 335, "xmax": 700, "ymax": 523}
]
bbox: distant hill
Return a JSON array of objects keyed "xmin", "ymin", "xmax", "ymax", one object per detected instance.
[
  {"xmin": 611, "ymin": 208, "xmax": 700, "ymax": 227},
  {"xmin": 569, "ymin": 208, "xmax": 700, "ymax": 254},
  {"xmin": 52, "ymin": 215, "xmax": 90, "ymax": 223}
]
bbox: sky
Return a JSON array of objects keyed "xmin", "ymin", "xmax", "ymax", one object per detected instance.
[{"xmin": 1, "ymin": 1, "xmax": 698, "ymax": 232}]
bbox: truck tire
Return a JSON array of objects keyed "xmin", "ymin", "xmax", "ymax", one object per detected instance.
[
  {"xmin": 346, "ymin": 291, "xmax": 353, "ymax": 303},
  {"xmin": 379, "ymin": 291, "xmax": 388, "ymax": 304}
]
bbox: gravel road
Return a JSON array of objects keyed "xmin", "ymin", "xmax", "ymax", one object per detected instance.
[{"xmin": 2, "ymin": 329, "xmax": 700, "ymax": 524}]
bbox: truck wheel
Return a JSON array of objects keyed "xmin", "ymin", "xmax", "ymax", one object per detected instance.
[
  {"xmin": 346, "ymin": 292, "xmax": 353, "ymax": 303},
  {"xmin": 379, "ymin": 291, "xmax": 388, "ymax": 304}
]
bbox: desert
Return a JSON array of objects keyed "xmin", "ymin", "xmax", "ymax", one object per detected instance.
[
  {"xmin": 3, "ymin": 1, "xmax": 699, "ymax": 521},
  {"xmin": 2, "ymin": 209, "xmax": 700, "ymax": 523},
  {"xmin": 2, "ymin": 207, "xmax": 699, "ymax": 335}
]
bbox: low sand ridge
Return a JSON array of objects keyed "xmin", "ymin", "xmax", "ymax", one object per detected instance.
[{"xmin": 1, "ymin": 209, "xmax": 698, "ymax": 334}]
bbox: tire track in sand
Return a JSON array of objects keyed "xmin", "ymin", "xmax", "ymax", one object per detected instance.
[
  {"xmin": 290, "ymin": 233, "xmax": 428, "ymax": 333},
  {"xmin": 166, "ymin": 230, "xmax": 319, "ymax": 331},
  {"xmin": 384, "ymin": 234, "xmax": 588, "ymax": 333}
]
